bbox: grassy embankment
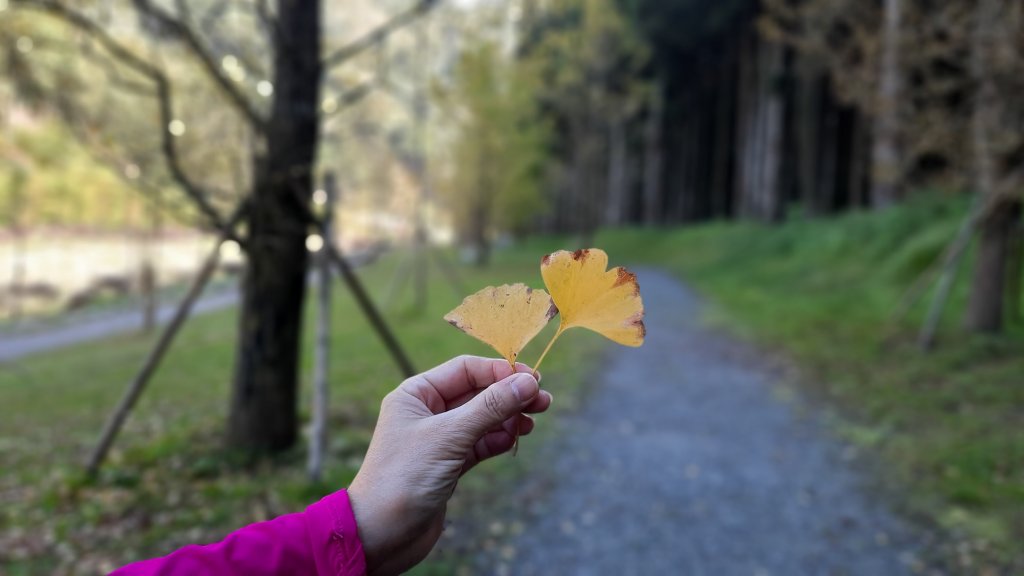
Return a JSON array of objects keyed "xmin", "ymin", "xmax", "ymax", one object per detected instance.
[
  {"xmin": 599, "ymin": 194, "xmax": 1023, "ymax": 568},
  {"xmin": 0, "ymin": 241, "xmax": 605, "ymax": 575}
]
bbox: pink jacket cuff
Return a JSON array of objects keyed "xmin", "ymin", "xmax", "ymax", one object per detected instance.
[
  {"xmin": 111, "ymin": 489, "xmax": 366, "ymax": 576},
  {"xmin": 306, "ymin": 489, "xmax": 367, "ymax": 576}
]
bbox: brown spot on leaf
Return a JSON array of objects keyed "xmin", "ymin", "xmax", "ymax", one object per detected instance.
[
  {"xmin": 626, "ymin": 310, "xmax": 646, "ymax": 339},
  {"xmin": 541, "ymin": 254, "xmax": 551, "ymax": 266},
  {"xmin": 613, "ymin": 267, "xmax": 640, "ymax": 295},
  {"xmin": 546, "ymin": 302, "xmax": 559, "ymax": 320},
  {"xmin": 572, "ymin": 248, "xmax": 590, "ymax": 261}
]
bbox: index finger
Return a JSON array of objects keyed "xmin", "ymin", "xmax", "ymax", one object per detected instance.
[{"xmin": 401, "ymin": 355, "xmax": 536, "ymax": 413}]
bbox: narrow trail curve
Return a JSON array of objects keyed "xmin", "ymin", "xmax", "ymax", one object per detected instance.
[
  {"xmin": 0, "ymin": 290, "xmax": 237, "ymax": 363},
  {"xmin": 471, "ymin": 268, "xmax": 925, "ymax": 576}
]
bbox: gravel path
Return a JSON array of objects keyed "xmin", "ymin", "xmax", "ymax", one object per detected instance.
[
  {"xmin": 471, "ymin": 268, "xmax": 924, "ymax": 576},
  {"xmin": 0, "ymin": 254, "xmax": 384, "ymax": 364},
  {"xmin": 0, "ymin": 290, "xmax": 238, "ymax": 363}
]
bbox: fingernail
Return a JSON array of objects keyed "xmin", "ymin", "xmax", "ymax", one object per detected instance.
[{"xmin": 510, "ymin": 374, "xmax": 538, "ymax": 403}]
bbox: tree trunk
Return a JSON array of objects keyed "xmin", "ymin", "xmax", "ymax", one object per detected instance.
[
  {"xmin": 711, "ymin": 35, "xmax": 737, "ymax": 219},
  {"xmin": 848, "ymin": 111, "xmax": 870, "ymax": 209},
  {"xmin": 228, "ymin": 0, "xmax": 322, "ymax": 452},
  {"xmin": 735, "ymin": 27, "xmax": 756, "ymax": 219},
  {"xmin": 470, "ymin": 157, "xmax": 492, "ymax": 266},
  {"xmin": 795, "ymin": 56, "xmax": 823, "ymax": 216},
  {"xmin": 308, "ymin": 173, "xmax": 334, "ymax": 482},
  {"xmin": 412, "ymin": 21, "xmax": 430, "ymax": 312},
  {"xmin": 140, "ymin": 262, "xmax": 156, "ymax": 333},
  {"xmin": 1007, "ymin": 226, "xmax": 1023, "ymax": 323},
  {"xmin": 965, "ymin": 0, "xmax": 1011, "ymax": 334},
  {"xmin": 967, "ymin": 204, "xmax": 1020, "ymax": 332},
  {"xmin": 579, "ymin": 123, "xmax": 603, "ymax": 245},
  {"xmin": 871, "ymin": 0, "xmax": 903, "ymax": 208},
  {"xmin": 140, "ymin": 188, "xmax": 162, "ymax": 333},
  {"xmin": 642, "ymin": 78, "xmax": 664, "ymax": 226},
  {"xmin": 605, "ymin": 114, "xmax": 628, "ymax": 226},
  {"xmin": 818, "ymin": 95, "xmax": 840, "ymax": 214},
  {"xmin": 759, "ymin": 41, "xmax": 786, "ymax": 223},
  {"xmin": 675, "ymin": 102, "xmax": 695, "ymax": 222},
  {"xmin": 748, "ymin": 31, "xmax": 766, "ymax": 220}
]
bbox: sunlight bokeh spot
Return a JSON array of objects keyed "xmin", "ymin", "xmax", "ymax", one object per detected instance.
[
  {"xmin": 168, "ymin": 120, "xmax": 186, "ymax": 136},
  {"xmin": 306, "ymin": 234, "xmax": 324, "ymax": 253},
  {"xmin": 221, "ymin": 240, "xmax": 241, "ymax": 259}
]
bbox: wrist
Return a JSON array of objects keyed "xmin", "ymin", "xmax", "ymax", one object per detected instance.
[{"xmin": 347, "ymin": 477, "xmax": 392, "ymax": 575}]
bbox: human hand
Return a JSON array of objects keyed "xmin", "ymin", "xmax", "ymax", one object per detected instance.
[{"xmin": 347, "ymin": 356, "xmax": 552, "ymax": 576}]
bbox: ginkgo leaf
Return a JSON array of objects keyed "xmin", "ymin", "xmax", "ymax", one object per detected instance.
[
  {"xmin": 444, "ymin": 283, "xmax": 558, "ymax": 367},
  {"xmin": 541, "ymin": 248, "xmax": 645, "ymax": 347}
]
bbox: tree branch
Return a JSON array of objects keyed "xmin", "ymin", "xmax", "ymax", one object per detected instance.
[
  {"xmin": 131, "ymin": 0, "xmax": 267, "ymax": 130},
  {"xmin": 10, "ymin": 0, "xmax": 230, "ymax": 233},
  {"xmin": 195, "ymin": 0, "xmax": 269, "ymax": 80},
  {"xmin": 80, "ymin": 44, "xmax": 157, "ymax": 97},
  {"xmin": 255, "ymin": 0, "xmax": 276, "ymax": 45},
  {"xmin": 321, "ymin": 80, "xmax": 377, "ymax": 121},
  {"xmin": 322, "ymin": 0, "xmax": 436, "ymax": 70}
]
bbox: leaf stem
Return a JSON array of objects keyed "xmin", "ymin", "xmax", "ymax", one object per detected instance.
[
  {"xmin": 515, "ymin": 326, "xmax": 564, "ymax": 458},
  {"xmin": 531, "ymin": 325, "xmax": 564, "ymax": 377}
]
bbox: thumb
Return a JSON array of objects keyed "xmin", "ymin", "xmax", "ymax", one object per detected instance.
[{"xmin": 449, "ymin": 373, "xmax": 539, "ymax": 439}]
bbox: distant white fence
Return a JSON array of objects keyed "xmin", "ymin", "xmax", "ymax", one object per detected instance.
[{"xmin": 0, "ymin": 230, "xmax": 242, "ymax": 318}]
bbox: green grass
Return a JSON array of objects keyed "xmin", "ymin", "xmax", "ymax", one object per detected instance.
[
  {"xmin": 598, "ymin": 194, "xmax": 1024, "ymax": 569},
  {"xmin": 4, "ymin": 195, "xmax": 1021, "ymax": 573},
  {"xmin": 0, "ymin": 240, "xmax": 604, "ymax": 574}
]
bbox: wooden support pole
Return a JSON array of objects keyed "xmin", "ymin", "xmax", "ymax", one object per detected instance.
[
  {"xmin": 85, "ymin": 228, "xmax": 231, "ymax": 476},
  {"xmin": 290, "ymin": 181, "xmax": 417, "ymax": 379},
  {"xmin": 412, "ymin": 18, "xmax": 430, "ymax": 314},
  {"xmin": 917, "ymin": 235, "xmax": 971, "ymax": 351},
  {"xmin": 894, "ymin": 197, "xmax": 983, "ymax": 323},
  {"xmin": 308, "ymin": 174, "xmax": 335, "ymax": 482},
  {"xmin": 325, "ymin": 242, "xmax": 417, "ymax": 378}
]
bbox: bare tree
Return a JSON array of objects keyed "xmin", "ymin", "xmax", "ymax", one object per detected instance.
[{"xmin": 8, "ymin": 0, "xmax": 433, "ymax": 453}]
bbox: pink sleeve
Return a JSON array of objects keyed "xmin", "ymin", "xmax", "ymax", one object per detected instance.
[{"xmin": 112, "ymin": 490, "xmax": 366, "ymax": 576}]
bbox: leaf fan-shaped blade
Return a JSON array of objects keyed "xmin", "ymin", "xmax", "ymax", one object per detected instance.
[
  {"xmin": 540, "ymin": 248, "xmax": 645, "ymax": 347},
  {"xmin": 444, "ymin": 283, "xmax": 558, "ymax": 366}
]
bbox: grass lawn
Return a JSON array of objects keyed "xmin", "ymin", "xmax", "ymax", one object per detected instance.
[
  {"xmin": 0, "ymin": 240, "xmax": 605, "ymax": 575},
  {"xmin": 599, "ymin": 194, "xmax": 1024, "ymax": 571},
  {"xmin": 3, "ymin": 195, "xmax": 1020, "ymax": 574}
]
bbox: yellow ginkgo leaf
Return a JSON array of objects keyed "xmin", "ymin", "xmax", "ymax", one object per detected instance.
[
  {"xmin": 532, "ymin": 248, "xmax": 645, "ymax": 373},
  {"xmin": 444, "ymin": 283, "xmax": 558, "ymax": 367}
]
